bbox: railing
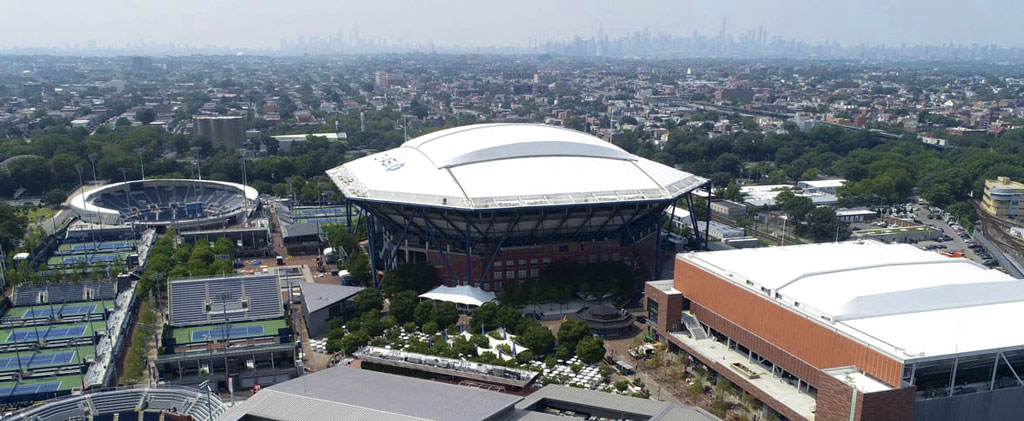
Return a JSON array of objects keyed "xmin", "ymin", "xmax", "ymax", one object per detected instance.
[
  {"xmin": 680, "ymin": 312, "xmax": 708, "ymax": 340},
  {"xmin": 3, "ymin": 384, "xmax": 227, "ymax": 420}
]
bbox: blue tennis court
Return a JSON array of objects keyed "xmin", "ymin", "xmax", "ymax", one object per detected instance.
[
  {"xmin": 68, "ymin": 241, "xmax": 131, "ymax": 252},
  {"xmin": 191, "ymin": 325, "xmax": 264, "ymax": 341},
  {"xmin": 0, "ymin": 355, "xmax": 28, "ymax": 370},
  {"xmin": 23, "ymin": 304, "xmax": 97, "ymax": 319},
  {"xmin": 13, "ymin": 381, "xmax": 61, "ymax": 395},
  {"xmin": 60, "ymin": 254, "xmax": 122, "ymax": 265},
  {"xmin": 7, "ymin": 326, "xmax": 87, "ymax": 343},
  {"xmin": 28, "ymin": 351, "xmax": 76, "ymax": 367},
  {"xmin": 0, "ymin": 351, "xmax": 75, "ymax": 370}
]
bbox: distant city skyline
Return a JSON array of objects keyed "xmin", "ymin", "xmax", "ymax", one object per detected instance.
[{"xmin": 3, "ymin": 0, "xmax": 1023, "ymax": 54}]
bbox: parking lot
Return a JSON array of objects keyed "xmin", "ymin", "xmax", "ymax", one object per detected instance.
[{"xmin": 850, "ymin": 203, "xmax": 992, "ymax": 265}]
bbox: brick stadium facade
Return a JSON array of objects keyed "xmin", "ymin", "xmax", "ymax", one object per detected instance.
[{"xmin": 645, "ymin": 258, "xmax": 917, "ymax": 421}]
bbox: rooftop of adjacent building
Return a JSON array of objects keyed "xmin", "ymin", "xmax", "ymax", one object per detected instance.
[
  {"xmin": 677, "ymin": 240, "xmax": 1024, "ymax": 362},
  {"xmin": 985, "ymin": 176, "xmax": 1024, "ymax": 192}
]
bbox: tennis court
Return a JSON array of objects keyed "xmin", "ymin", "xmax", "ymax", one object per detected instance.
[
  {"xmin": 6, "ymin": 326, "xmax": 87, "ymax": 343},
  {"xmin": 0, "ymin": 351, "xmax": 76, "ymax": 370},
  {"xmin": 22, "ymin": 304, "xmax": 97, "ymax": 320},
  {"xmin": 191, "ymin": 325, "xmax": 264, "ymax": 342},
  {"xmin": 47, "ymin": 253, "xmax": 128, "ymax": 267},
  {"xmin": 57, "ymin": 240, "xmax": 135, "ymax": 254}
]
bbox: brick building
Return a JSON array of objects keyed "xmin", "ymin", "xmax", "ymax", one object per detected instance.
[{"xmin": 645, "ymin": 241, "xmax": 1024, "ymax": 421}]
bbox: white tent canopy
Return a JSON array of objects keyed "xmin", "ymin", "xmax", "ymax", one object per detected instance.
[{"xmin": 419, "ymin": 285, "xmax": 496, "ymax": 308}]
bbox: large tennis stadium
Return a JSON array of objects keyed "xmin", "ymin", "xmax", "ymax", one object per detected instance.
[
  {"xmin": 327, "ymin": 123, "xmax": 710, "ymax": 289},
  {"xmin": 69, "ymin": 179, "xmax": 258, "ymax": 230}
]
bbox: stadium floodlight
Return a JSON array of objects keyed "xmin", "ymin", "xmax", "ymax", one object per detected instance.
[
  {"xmin": 87, "ymin": 153, "xmax": 99, "ymax": 182},
  {"xmin": 135, "ymin": 148, "xmax": 146, "ymax": 180}
]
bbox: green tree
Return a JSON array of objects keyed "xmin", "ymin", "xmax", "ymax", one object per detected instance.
[
  {"xmin": 340, "ymin": 330, "xmax": 369, "ymax": 355},
  {"xmin": 575, "ymin": 336, "xmax": 607, "ymax": 364},
  {"xmin": 519, "ymin": 324, "xmax": 555, "ymax": 355},
  {"xmin": 413, "ymin": 300, "xmax": 434, "ymax": 327},
  {"xmin": 135, "ymin": 108, "xmax": 157, "ymax": 125},
  {"xmin": 344, "ymin": 253, "xmax": 372, "ymax": 287},
  {"xmin": 557, "ymin": 320, "xmax": 592, "ymax": 353},
  {"xmin": 354, "ymin": 289, "xmax": 383, "ymax": 314},
  {"xmin": 431, "ymin": 301, "xmax": 459, "ymax": 329},
  {"xmin": 212, "ymin": 236, "xmax": 236, "ymax": 259},
  {"xmin": 388, "ymin": 290, "xmax": 418, "ymax": 324}
]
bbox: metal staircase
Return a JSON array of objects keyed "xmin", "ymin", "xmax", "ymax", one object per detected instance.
[{"xmin": 681, "ymin": 312, "xmax": 708, "ymax": 340}]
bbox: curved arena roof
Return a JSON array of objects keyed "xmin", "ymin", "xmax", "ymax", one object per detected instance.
[{"xmin": 327, "ymin": 123, "xmax": 707, "ymax": 210}]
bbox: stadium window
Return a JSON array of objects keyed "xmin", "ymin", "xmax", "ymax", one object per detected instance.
[
  {"xmin": 558, "ymin": 245, "xmax": 569, "ymax": 253},
  {"xmin": 495, "ymin": 261, "xmax": 502, "ymax": 267},
  {"xmin": 600, "ymin": 253, "xmax": 609, "ymax": 262},
  {"xmin": 612, "ymin": 253, "xmax": 621, "ymax": 261},
  {"xmin": 530, "ymin": 258, "xmax": 538, "ymax": 265},
  {"xmin": 518, "ymin": 269, "xmax": 527, "ymax": 278},
  {"xmin": 506, "ymin": 270, "xmax": 515, "ymax": 279},
  {"xmin": 494, "ymin": 271, "xmax": 502, "ymax": 280},
  {"xmin": 496, "ymin": 282, "xmax": 503, "ymax": 289},
  {"xmin": 589, "ymin": 255, "xmax": 598, "ymax": 263},
  {"xmin": 505, "ymin": 260, "xmax": 514, "ymax": 267},
  {"xmin": 530, "ymin": 268, "xmax": 539, "ymax": 278},
  {"xmin": 518, "ymin": 259, "xmax": 526, "ymax": 266},
  {"xmin": 542, "ymin": 258, "xmax": 551, "ymax": 264}
]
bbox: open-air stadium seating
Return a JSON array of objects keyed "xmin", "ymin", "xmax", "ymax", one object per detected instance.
[
  {"xmin": 169, "ymin": 275, "xmax": 282, "ymax": 326},
  {"xmin": 11, "ymin": 282, "xmax": 116, "ymax": 307},
  {"xmin": 5, "ymin": 387, "xmax": 227, "ymax": 421},
  {"xmin": 91, "ymin": 183, "xmax": 246, "ymax": 224},
  {"xmin": 90, "ymin": 388, "xmax": 142, "ymax": 413}
]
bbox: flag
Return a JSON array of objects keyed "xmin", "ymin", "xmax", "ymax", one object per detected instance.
[
  {"xmin": 481, "ymin": 324, "xmax": 485, "ymax": 335},
  {"xmin": 428, "ymin": 337, "xmax": 434, "ymax": 347},
  {"xmin": 512, "ymin": 343, "xmax": 517, "ymax": 354},
  {"xmin": 458, "ymin": 323, "xmax": 464, "ymax": 334},
  {"xmin": 443, "ymin": 331, "xmax": 449, "ymax": 342},
  {"xmin": 502, "ymin": 329, "xmax": 506, "ymax": 340}
]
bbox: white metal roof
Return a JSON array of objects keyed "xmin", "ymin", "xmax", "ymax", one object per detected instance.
[
  {"xmin": 327, "ymin": 123, "xmax": 706, "ymax": 209},
  {"xmin": 680, "ymin": 240, "xmax": 1024, "ymax": 362}
]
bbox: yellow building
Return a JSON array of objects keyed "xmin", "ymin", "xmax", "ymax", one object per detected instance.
[{"xmin": 982, "ymin": 176, "xmax": 1024, "ymax": 217}]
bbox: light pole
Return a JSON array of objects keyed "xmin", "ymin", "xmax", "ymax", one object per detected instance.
[
  {"xmin": 87, "ymin": 153, "xmax": 99, "ymax": 182},
  {"xmin": 191, "ymin": 147, "xmax": 203, "ymax": 181},
  {"xmin": 135, "ymin": 148, "xmax": 146, "ymax": 180},
  {"xmin": 120, "ymin": 168, "xmax": 132, "ymax": 207},
  {"xmin": 199, "ymin": 380, "xmax": 213, "ymax": 421}
]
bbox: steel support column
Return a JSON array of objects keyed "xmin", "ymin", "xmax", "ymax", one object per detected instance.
[
  {"xmin": 947, "ymin": 356, "xmax": 959, "ymax": 397},
  {"xmin": 417, "ymin": 208, "xmax": 459, "ymax": 282},
  {"xmin": 703, "ymin": 181, "xmax": 712, "ymax": 250},
  {"xmin": 655, "ymin": 205, "xmax": 663, "ymax": 279},
  {"xmin": 480, "ymin": 212, "xmax": 521, "ymax": 283},
  {"xmin": 1000, "ymin": 352, "xmax": 1024, "ymax": 386},
  {"xmin": 464, "ymin": 213, "xmax": 472, "ymax": 286},
  {"xmin": 366, "ymin": 214, "xmax": 378, "ymax": 289}
]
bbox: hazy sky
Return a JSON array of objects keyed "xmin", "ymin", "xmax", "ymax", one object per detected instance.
[{"xmin": 3, "ymin": 0, "xmax": 1021, "ymax": 50}]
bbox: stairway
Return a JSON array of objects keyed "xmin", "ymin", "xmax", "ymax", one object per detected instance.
[{"xmin": 681, "ymin": 312, "xmax": 708, "ymax": 340}]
